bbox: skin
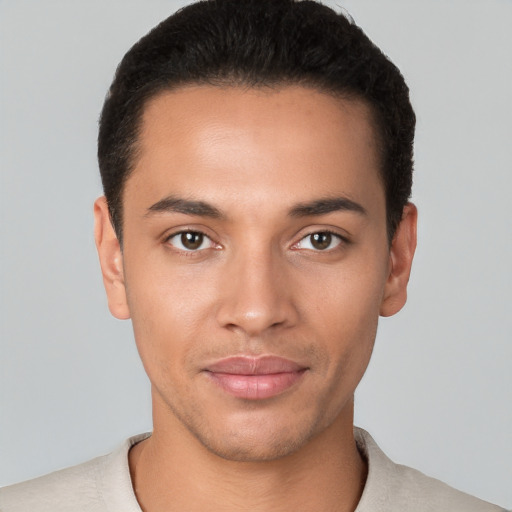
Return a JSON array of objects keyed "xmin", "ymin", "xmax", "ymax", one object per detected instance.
[{"xmin": 94, "ymin": 85, "xmax": 417, "ymax": 511}]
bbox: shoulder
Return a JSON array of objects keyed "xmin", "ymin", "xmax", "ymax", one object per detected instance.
[
  {"xmin": 0, "ymin": 455, "xmax": 107, "ymax": 512},
  {"xmin": 389, "ymin": 461, "xmax": 506, "ymax": 512},
  {"xmin": 0, "ymin": 434, "xmax": 148, "ymax": 512},
  {"xmin": 355, "ymin": 428, "xmax": 508, "ymax": 512}
]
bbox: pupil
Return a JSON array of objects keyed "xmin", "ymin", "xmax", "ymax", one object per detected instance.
[
  {"xmin": 311, "ymin": 232, "xmax": 331, "ymax": 250},
  {"xmin": 181, "ymin": 232, "xmax": 203, "ymax": 250}
]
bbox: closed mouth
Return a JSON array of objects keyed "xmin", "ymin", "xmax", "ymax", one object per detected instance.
[{"xmin": 204, "ymin": 355, "xmax": 308, "ymax": 400}]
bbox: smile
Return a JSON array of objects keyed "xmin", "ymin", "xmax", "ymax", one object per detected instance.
[{"xmin": 203, "ymin": 356, "xmax": 308, "ymax": 400}]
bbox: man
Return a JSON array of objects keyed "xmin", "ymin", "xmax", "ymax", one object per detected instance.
[{"xmin": 0, "ymin": 0, "xmax": 507, "ymax": 511}]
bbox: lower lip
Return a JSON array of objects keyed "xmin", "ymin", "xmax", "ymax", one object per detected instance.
[{"xmin": 206, "ymin": 370, "xmax": 306, "ymax": 400}]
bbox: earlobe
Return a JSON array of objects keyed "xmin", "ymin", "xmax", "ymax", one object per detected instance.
[
  {"xmin": 93, "ymin": 196, "xmax": 131, "ymax": 320},
  {"xmin": 380, "ymin": 203, "xmax": 418, "ymax": 317}
]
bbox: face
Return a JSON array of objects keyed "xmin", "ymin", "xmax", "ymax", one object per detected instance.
[{"xmin": 95, "ymin": 85, "xmax": 416, "ymax": 462}]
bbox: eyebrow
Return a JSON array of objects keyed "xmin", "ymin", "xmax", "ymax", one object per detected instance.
[
  {"xmin": 146, "ymin": 196, "xmax": 224, "ymax": 219},
  {"xmin": 289, "ymin": 197, "xmax": 367, "ymax": 217},
  {"xmin": 145, "ymin": 195, "xmax": 366, "ymax": 220}
]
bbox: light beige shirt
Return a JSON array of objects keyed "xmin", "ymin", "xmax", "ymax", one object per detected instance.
[{"xmin": 0, "ymin": 428, "xmax": 507, "ymax": 511}]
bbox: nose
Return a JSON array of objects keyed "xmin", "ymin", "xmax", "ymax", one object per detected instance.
[{"xmin": 216, "ymin": 246, "xmax": 299, "ymax": 337}]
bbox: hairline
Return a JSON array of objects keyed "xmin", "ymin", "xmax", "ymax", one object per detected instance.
[{"xmin": 111, "ymin": 80, "xmax": 389, "ymax": 246}]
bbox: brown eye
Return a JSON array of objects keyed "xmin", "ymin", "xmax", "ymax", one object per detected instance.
[
  {"xmin": 310, "ymin": 232, "xmax": 333, "ymax": 250},
  {"xmin": 181, "ymin": 232, "xmax": 204, "ymax": 250},
  {"xmin": 167, "ymin": 231, "xmax": 211, "ymax": 251},
  {"xmin": 294, "ymin": 231, "xmax": 342, "ymax": 251}
]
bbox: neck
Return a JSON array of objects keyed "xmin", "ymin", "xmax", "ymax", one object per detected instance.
[{"xmin": 129, "ymin": 396, "xmax": 366, "ymax": 512}]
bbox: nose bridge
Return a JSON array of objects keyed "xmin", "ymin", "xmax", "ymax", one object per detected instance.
[{"xmin": 217, "ymin": 241, "xmax": 295, "ymax": 335}]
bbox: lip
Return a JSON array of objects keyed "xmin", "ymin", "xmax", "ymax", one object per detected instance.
[{"xmin": 203, "ymin": 356, "xmax": 308, "ymax": 400}]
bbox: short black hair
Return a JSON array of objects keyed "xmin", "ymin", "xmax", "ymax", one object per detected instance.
[{"xmin": 98, "ymin": 0, "xmax": 415, "ymax": 245}]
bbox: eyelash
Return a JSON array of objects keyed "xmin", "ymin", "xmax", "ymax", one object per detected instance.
[
  {"xmin": 164, "ymin": 229, "xmax": 348, "ymax": 254},
  {"xmin": 165, "ymin": 230, "xmax": 218, "ymax": 253},
  {"xmin": 292, "ymin": 230, "xmax": 348, "ymax": 252}
]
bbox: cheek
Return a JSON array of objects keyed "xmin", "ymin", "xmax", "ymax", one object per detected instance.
[
  {"xmin": 306, "ymin": 285, "xmax": 380, "ymax": 424},
  {"xmin": 124, "ymin": 262, "xmax": 215, "ymax": 382},
  {"xmin": 300, "ymin": 255, "xmax": 387, "ymax": 373},
  {"xmin": 303, "ymin": 252, "xmax": 387, "ymax": 327},
  {"xmin": 319, "ymin": 294, "xmax": 378, "ymax": 382}
]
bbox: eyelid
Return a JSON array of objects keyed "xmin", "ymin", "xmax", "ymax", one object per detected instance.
[
  {"xmin": 291, "ymin": 229, "xmax": 349, "ymax": 251},
  {"xmin": 164, "ymin": 228, "xmax": 221, "ymax": 252}
]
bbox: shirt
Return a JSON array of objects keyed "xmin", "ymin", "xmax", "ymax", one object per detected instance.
[{"xmin": 0, "ymin": 428, "xmax": 507, "ymax": 511}]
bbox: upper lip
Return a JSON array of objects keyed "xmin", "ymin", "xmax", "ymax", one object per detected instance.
[{"xmin": 204, "ymin": 356, "xmax": 306, "ymax": 375}]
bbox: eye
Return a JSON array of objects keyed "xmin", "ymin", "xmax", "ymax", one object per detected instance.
[
  {"xmin": 294, "ymin": 231, "xmax": 343, "ymax": 251},
  {"xmin": 166, "ymin": 231, "xmax": 214, "ymax": 251}
]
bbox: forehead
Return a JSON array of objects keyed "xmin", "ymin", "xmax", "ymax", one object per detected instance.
[{"xmin": 125, "ymin": 85, "xmax": 384, "ymax": 219}]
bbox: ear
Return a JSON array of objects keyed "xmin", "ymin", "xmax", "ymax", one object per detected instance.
[
  {"xmin": 94, "ymin": 196, "xmax": 130, "ymax": 320},
  {"xmin": 380, "ymin": 203, "xmax": 418, "ymax": 317}
]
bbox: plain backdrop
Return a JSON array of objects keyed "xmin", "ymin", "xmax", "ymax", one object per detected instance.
[{"xmin": 1, "ymin": 0, "xmax": 511, "ymax": 507}]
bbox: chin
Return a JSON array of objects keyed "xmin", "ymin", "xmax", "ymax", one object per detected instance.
[
  {"xmin": 186, "ymin": 408, "xmax": 327, "ymax": 463},
  {"xmin": 196, "ymin": 427, "xmax": 312, "ymax": 463}
]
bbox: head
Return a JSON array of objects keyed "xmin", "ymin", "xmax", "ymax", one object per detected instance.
[
  {"xmin": 98, "ymin": 0, "xmax": 415, "ymax": 246},
  {"xmin": 94, "ymin": 0, "xmax": 417, "ymax": 463}
]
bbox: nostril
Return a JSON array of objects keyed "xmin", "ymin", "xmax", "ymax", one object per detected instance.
[{"xmin": 215, "ymin": 266, "xmax": 299, "ymax": 335}]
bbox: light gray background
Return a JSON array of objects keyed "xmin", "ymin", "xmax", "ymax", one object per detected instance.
[{"xmin": 1, "ymin": 0, "xmax": 511, "ymax": 507}]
